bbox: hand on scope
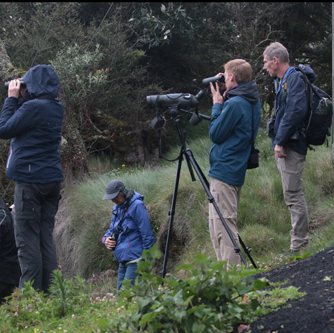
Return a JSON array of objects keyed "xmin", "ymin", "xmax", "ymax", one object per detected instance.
[
  {"xmin": 105, "ymin": 237, "xmax": 117, "ymax": 250},
  {"xmin": 8, "ymin": 79, "xmax": 22, "ymax": 98},
  {"xmin": 210, "ymin": 82, "xmax": 224, "ymax": 105}
]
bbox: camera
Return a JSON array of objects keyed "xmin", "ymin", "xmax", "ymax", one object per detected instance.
[
  {"xmin": 4, "ymin": 79, "xmax": 26, "ymax": 90},
  {"xmin": 266, "ymin": 114, "xmax": 276, "ymax": 139},
  {"xmin": 202, "ymin": 75, "xmax": 225, "ymax": 86},
  {"xmin": 110, "ymin": 232, "xmax": 118, "ymax": 251}
]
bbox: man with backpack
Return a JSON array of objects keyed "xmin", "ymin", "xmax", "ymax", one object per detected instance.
[{"xmin": 263, "ymin": 42, "xmax": 310, "ymax": 253}]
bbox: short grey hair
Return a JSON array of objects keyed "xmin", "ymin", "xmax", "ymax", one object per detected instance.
[{"xmin": 263, "ymin": 42, "xmax": 289, "ymax": 64}]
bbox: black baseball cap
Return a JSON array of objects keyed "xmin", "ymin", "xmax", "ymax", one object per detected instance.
[{"xmin": 103, "ymin": 180, "xmax": 125, "ymax": 200}]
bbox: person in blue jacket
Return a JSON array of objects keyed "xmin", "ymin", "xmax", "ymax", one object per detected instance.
[
  {"xmin": 208, "ymin": 59, "xmax": 261, "ymax": 267},
  {"xmin": 102, "ymin": 180, "xmax": 155, "ymax": 291},
  {"xmin": 0, "ymin": 65, "xmax": 64, "ymax": 294},
  {"xmin": 263, "ymin": 42, "xmax": 309, "ymax": 253}
]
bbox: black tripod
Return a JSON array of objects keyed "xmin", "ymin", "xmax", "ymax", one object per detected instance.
[{"xmin": 160, "ymin": 107, "xmax": 257, "ymax": 278}]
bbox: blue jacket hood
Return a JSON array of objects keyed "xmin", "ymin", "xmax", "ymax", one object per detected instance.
[{"xmin": 22, "ymin": 64, "xmax": 60, "ymax": 97}]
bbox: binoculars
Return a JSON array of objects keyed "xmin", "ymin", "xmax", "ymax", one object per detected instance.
[{"xmin": 4, "ymin": 80, "xmax": 26, "ymax": 90}]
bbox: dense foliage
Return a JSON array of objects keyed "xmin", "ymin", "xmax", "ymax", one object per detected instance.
[
  {"xmin": 0, "ymin": 245, "xmax": 306, "ymax": 332},
  {"xmin": 0, "ymin": 2, "xmax": 331, "ymax": 202}
]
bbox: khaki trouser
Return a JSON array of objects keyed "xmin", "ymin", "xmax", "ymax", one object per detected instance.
[
  {"xmin": 209, "ymin": 177, "xmax": 242, "ymax": 267},
  {"xmin": 275, "ymin": 146, "xmax": 309, "ymax": 251}
]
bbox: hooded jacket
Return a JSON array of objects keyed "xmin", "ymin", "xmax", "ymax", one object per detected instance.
[
  {"xmin": 271, "ymin": 66, "xmax": 309, "ymax": 155},
  {"xmin": 208, "ymin": 80, "xmax": 261, "ymax": 186},
  {"xmin": 0, "ymin": 197, "xmax": 21, "ymax": 285},
  {"xmin": 0, "ymin": 65, "xmax": 64, "ymax": 183},
  {"xmin": 102, "ymin": 191, "xmax": 155, "ymax": 263}
]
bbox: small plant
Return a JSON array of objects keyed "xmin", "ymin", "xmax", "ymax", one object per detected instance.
[
  {"xmin": 49, "ymin": 269, "xmax": 92, "ymax": 317},
  {"xmin": 106, "ymin": 244, "xmax": 304, "ymax": 333}
]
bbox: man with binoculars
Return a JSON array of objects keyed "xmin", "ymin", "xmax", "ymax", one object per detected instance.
[
  {"xmin": 208, "ymin": 59, "xmax": 261, "ymax": 267},
  {"xmin": 0, "ymin": 64, "xmax": 64, "ymax": 294}
]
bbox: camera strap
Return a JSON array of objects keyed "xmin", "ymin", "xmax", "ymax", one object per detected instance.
[{"xmin": 115, "ymin": 189, "xmax": 135, "ymax": 233}]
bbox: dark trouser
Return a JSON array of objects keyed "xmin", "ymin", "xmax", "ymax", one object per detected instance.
[
  {"xmin": 14, "ymin": 182, "xmax": 61, "ymax": 294},
  {"xmin": 0, "ymin": 281, "xmax": 17, "ymax": 304}
]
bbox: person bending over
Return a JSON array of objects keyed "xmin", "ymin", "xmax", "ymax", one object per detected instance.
[{"xmin": 102, "ymin": 180, "xmax": 155, "ymax": 291}]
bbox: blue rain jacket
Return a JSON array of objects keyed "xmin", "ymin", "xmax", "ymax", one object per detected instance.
[
  {"xmin": 271, "ymin": 67, "xmax": 309, "ymax": 155},
  {"xmin": 0, "ymin": 65, "xmax": 64, "ymax": 183},
  {"xmin": 208, "ymin": 81, "xmax": 261, "ymax": 186},
  {"xmin": 102, "ymin": 191, "xmax": 155, "ymax": 263}
]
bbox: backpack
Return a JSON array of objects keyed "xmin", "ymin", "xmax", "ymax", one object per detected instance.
[{"xmin": 289, "ymin": 65, "xmax": 333, "ymax": 147}]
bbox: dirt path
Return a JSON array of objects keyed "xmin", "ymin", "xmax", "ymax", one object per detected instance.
[{"xmin": 248, "ymin": 244, "xmax": 334, "ymax": 333}]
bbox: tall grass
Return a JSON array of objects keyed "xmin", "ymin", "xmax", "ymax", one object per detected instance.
[{"xmin": 56, "ymin": 121, "xmax": 334, "ymax": 286}]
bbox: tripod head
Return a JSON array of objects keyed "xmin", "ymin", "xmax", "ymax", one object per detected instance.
[{"xmin": 147, "ymin": 90, "xmax": 210, "ymax": 131}]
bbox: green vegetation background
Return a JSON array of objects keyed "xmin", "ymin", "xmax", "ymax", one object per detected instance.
[{"xmin": 58, "ymin": 117, "xmax": 334, "ymax": 290}]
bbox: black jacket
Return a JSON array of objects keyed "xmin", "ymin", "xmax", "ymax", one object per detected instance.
[
  {"xmin": 0, "ymin": 65, "xmax": 64, "ymax": 183},
  {"xmin": 272, "ymin": 67, "xmax": 309, "ymax": 155},
  {"xmin": 0, "ymin": 197, "xmax": 20, "ymax": 285}
]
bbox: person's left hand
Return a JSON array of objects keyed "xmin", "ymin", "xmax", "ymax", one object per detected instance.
[
  {"xmin": 8, "ymin": 79, "xmax": 21, "ymax": 98},
  {"xmin": 210, "ymin": 82, "xmax": 224, "ymax": 105},
  {"xmin": 275, "ymin": 145, "xmax": 287, "ymax": 158}
]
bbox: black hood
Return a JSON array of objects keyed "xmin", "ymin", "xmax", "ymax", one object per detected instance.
[
  {"xmin": 22, "ymin": 64, "xmax": 60, "ymax": 97},
  {"xmin": 226, "ymin": 80, "xmax": 260, "ymax": 104}
]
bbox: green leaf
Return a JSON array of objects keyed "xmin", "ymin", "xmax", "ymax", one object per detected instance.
[
  {"xmin": 175, "ymin": 310, "xmax": 187, "ymax": 323},
  {"xmin": 142, "ymin": 243, "xmax": 161, "ymax": 260},
  {"xmin": 137, "ymin": 261, "xmax": 153, "ymax": 272},
  {"xmin": 168, "ymin": 280, "xmax": 179, "ymax": 288},
  {"xmin": 323, "ymin": 276, "xmax": 332, "ymax": 281},
  {"xmin": 253, "ymin": 279, "xmax": 270, "ymax": 290},
  {"xmin": 137, "ymin": 298, "xmax": 152, "ymax": 312},
  {"xmin": 192, "ymin": 322, "xmax": 206, "ymax": 333},
  {"xmin": 97, "ymin": 319, "xmax": 110, "ymax": 330},
  {"xmin": 194, "ymin": 253, "xmax": 208, "ymax": 264},
  {"xmin": 140, "ymin": 312, "xmax": 158, "ymax": 326},
  {"xmin": 176, "ymin": 263, "xmax": 194, "ymax": 271},
  {"xmin": 251, "ymin": 298, "xmax": 260, "ymax": 308}
]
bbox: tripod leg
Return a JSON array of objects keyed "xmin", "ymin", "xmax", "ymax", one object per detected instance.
[
  {"xmin": 160, "ymin": 153, "xmax": 183, "ymax": 278},
  {"xmin": 184, "ymin": 148, "xmax": 253, "ymax": 267},
  {"xmin": 238, "ymin": 235, "xmax": 257, "ymax": 268}
]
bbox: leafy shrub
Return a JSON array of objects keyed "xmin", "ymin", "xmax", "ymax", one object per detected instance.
[
  {"xmin": 111, "ymin": 244, "xmax": 282, "ymax": 332},
  {"xmin": 0, "ymin": 245, "xmax": 306, "ymax": 333}
]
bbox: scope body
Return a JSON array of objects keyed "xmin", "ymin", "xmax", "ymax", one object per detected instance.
[{"xmin": 147, "ymin": 92, "xmax": 202, "ymax": 109}]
